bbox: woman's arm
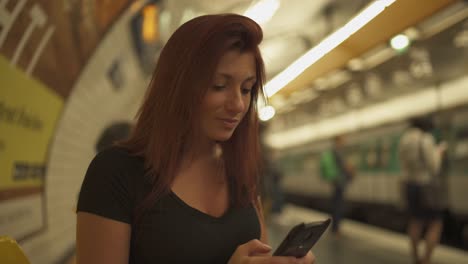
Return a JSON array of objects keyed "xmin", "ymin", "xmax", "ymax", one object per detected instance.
[{"xmin": 76, "ymin": 212, "xmax": 131, "ymax": 264}]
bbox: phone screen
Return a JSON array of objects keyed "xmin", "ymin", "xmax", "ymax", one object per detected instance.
[{"xmin": 273, "ymin": 218, "xmax": 331, "ymax": 258}]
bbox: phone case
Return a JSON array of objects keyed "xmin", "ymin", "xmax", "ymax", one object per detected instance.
[{"xmin": 273, "ymin": 218, "xmax": 331, "ymax": 258}]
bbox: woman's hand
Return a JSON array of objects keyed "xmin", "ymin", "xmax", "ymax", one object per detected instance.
[{"xmin": 227, "ymin": 239, "xmax": 316, "ymax": 264}]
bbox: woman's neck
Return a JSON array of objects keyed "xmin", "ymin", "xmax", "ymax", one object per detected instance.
[
  {"xmin": 186, "ymin": 137, "xmax": 218, "ymax": 159},
  {"xmin": 177, "ymin": 139, "xmax": 223, "ymax": 177}
]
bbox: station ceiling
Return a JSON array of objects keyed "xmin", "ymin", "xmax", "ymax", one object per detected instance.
[{"xmin": 162, "ymin": 0, "xmax": 458, "ymax": 99}]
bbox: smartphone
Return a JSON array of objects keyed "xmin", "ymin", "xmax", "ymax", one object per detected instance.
[{"xmin": 273, "ymin": 218, "xmax": 331, "ymax": 258}]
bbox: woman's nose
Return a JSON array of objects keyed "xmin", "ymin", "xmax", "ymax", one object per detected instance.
[{"xmin": 225, "ymin": 89, "xmax": 245, "ymax": 113}]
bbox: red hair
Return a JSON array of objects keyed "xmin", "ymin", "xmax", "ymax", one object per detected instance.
[{"xmin": 120, "ymin": 14, "xmax": 265, "ymax": 224}]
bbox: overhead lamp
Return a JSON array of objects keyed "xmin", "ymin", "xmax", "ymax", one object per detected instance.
[
  {"xmin": 454, "ymin": 29, "xmax": 468, "ymax": 48},
  {"xmin": 348, "ymin": 58, "xmax": 365, "ymax": 71},
  {"xmin": 390, "ymin": 34, "xmax": 410, "ymax": 51},
  {"xmin": 364, "ymin": 73, "xmax": 383, "ymax": 97},
  {"xmin": 142, "ymin": 5, "xmax": 158, "ymax": 43},
  {"xmin": 259, "ymin": 105, "xmax": 276, "ymax": 121},
  {"xmin": 264, "ymin": 0, "xmax": 396, "ymax": 98},
  {"xmin": 289, "ymin": 88, "xmax": 318, "ymax": 105},
  {"xmin": 244, "ymin": 0, "xmax": 280, "ymax": 25},
  {"xmin": 346, "ymin": 83, "xmax": 364, "ymax": 106},
  {"xmin": 359, "ymin": 44, "xmax": 396, "ymax": 69}
]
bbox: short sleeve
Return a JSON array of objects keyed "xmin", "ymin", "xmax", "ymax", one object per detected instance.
[{"xmin": 77, "ymin": 147, "xmax": 134, "ymax": 224}]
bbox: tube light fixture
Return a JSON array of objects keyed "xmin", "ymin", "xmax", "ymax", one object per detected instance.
[
  {"xmin": 244, "ymin": 0, "xmax": 280, "ymax": 25},
  {"xmin": 264, "ymin": 0, "xmax": 396, "ymax": 98}
]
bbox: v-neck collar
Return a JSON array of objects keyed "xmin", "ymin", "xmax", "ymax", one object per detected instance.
[{"xmin": 169, "ymin": 191, "xmax": 232, "ymax": 222}]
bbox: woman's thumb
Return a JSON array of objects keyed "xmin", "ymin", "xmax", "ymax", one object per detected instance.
[{"xmin": 244, "ymin": 239, "xmax": 272, "ymax": 255}]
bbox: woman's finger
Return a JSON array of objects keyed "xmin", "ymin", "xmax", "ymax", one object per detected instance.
[
  {"xmin": 296, "ymin": 251, "xmax": 316, "ymax": 264},
  {"xmin": 249, "ymin": 255, "xmax": 302, "ymax": 264},
  {"xmin": 239, "ymin": 239, "xmax": 272, "ymax": 256}
]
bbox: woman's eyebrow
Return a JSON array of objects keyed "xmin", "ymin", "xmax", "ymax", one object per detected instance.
[
  {"xmin": 244, "ymin": 76, "xmax": 257, "ymax": 82},
  {"xmin": 216, "ymin": 73, "xmax": 256, "ymax": 81}
]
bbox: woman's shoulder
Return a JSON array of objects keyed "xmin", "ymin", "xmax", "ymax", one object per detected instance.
[
  {"xmin": 94, "ymin": 145, "xmax": 143, "ymax": 168},
  {"xmin": 78, "ymin": 145, "xmax": 143, "ymax": 223},
  {"xmin": 84, "ymin": 146, "xmax": 146, "ymax": 182}
]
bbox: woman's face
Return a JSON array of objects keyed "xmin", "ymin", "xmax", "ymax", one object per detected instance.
[{"xmin": 199, "ymin": 50, "xmax": 256, "ymax": 142}]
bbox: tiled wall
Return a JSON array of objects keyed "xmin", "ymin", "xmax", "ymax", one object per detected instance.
[{"xmin": 19, "ymin": 8, "xmax": 147, "ymax": 264}]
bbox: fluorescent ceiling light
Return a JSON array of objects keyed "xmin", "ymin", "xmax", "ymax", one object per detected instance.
[
  {"xmin": 264, "ymin": 0, "xmax": 396, "ymax": 97},
  {"xmin": 244, "ymin": 0, "xmax": 280, "ymax": 25},
  {"xmin": 360, "ymin": 44, "xmax": 396, "ymax": 69},
  {"xmin": 418, "ymin": 1, "xmax": 468, "ymax": 39},
  {"xmin": 266, "ymin": 83, "xmax": 446, "ymax": 149}
]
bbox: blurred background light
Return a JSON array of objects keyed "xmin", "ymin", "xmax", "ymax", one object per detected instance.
[
  {"xmin": 259, "ymin": 105, "xmax": 276, "ymax": 121},
  {"xmin": 244, "ymin": 0, "xmax": 280, "ymax": 25},
  {"xmin": 390, "ymin": 34, "xmax": 410, "ymax": 51},
  {"xmin": 142, "ymin": 4, "xmax": 158, "ymax": 43}
]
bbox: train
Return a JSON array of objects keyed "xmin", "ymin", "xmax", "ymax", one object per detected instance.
[{"xmin": 274, "ymin": 104, "xmax": 468, "ymax": 250}]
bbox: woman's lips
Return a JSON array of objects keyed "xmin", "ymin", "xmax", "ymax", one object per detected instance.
[{"xmin": 219, "ymin": 118, "xmax": 238, "ymax": 129}]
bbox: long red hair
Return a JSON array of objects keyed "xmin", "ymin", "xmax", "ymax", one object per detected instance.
[{"xmin": 120, "ymin": 14, "xmax": 265, "ymax": 224}]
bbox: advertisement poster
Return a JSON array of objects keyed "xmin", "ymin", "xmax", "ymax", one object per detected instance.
[
  {"xmin": 0, "ymin": 55, "xmax": 63, "ymax": 239},
  {"xmin": 0, "ymin": 0, "xmax": 130, "ymax": 241}
]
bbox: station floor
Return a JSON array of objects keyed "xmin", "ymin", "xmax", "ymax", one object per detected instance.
[
  {"xmin": 66, "ymin": 204, "xmax": 468, "ymax": 264},
  {"xmin": 267, "ymin": 204, "xmax": 468, "ymax": 264}
]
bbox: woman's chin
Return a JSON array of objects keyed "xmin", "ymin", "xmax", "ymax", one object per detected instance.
[{"xmin": 211, "ymin": 132, "xmax": 234, "ymax": 142}]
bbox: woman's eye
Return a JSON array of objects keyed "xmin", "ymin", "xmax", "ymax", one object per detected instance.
[
  {"xmin": 241, "ymin": 87, "xmax": 252, "ymax": 95},
  {"xmin": 213, "ymin": 85, "xmax": 226, "ymax": 91}
]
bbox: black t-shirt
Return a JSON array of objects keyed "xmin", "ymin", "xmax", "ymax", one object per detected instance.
[{"xmin": 77, "ymin": 146, "xmax": 261, "ymax": 264}]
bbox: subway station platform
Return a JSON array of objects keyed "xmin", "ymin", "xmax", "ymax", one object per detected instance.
[{"xmin": 267, "ymin": 205, "xmax": 468, "ymax": 264}]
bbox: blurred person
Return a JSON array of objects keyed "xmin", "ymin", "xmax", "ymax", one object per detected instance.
[
  {"xmin": 259, "ymin": 124, "xmax": 284, "ymax": 219},
  {"xmin": 258, "ymin": 123, "xmax": 273, "ymax": 218},
  {"xmin": 95, "ymin": 121, "xmax": 133, "ymax": 153},
  {"xmin": 320, "ymin": 135, "xmax": 355, "ymax": 236},
  {"xmin": 399, "ymin": 116, "xmax": 446, "ymax": 264},
  {"xmin": 261, "ymin": 147, "xmax": 285, "ymax": 218},
  {"xmin": 76, "ymin": 14, "xmax": 315, "ymax": 264},
  {"xmin": 269, "ymin": 150, "xmax": 284, "ymax": 215}
]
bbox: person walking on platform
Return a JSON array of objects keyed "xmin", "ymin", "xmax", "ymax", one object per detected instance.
[
  {"xmin": 399, "ymin": 116, "xmax": 447, "ymax": 264},
  {"xmin": 320, "ymin": 135, "xmax": 355, "ymax": 236},
  {"xmin": 76, "ymin": 14, "xmax": 315, "ymax": 264}
]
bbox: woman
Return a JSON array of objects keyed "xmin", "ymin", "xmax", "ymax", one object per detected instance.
[{"xmin": 76, "ymin": 14, "xmax": 315, "ymax": 264}]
